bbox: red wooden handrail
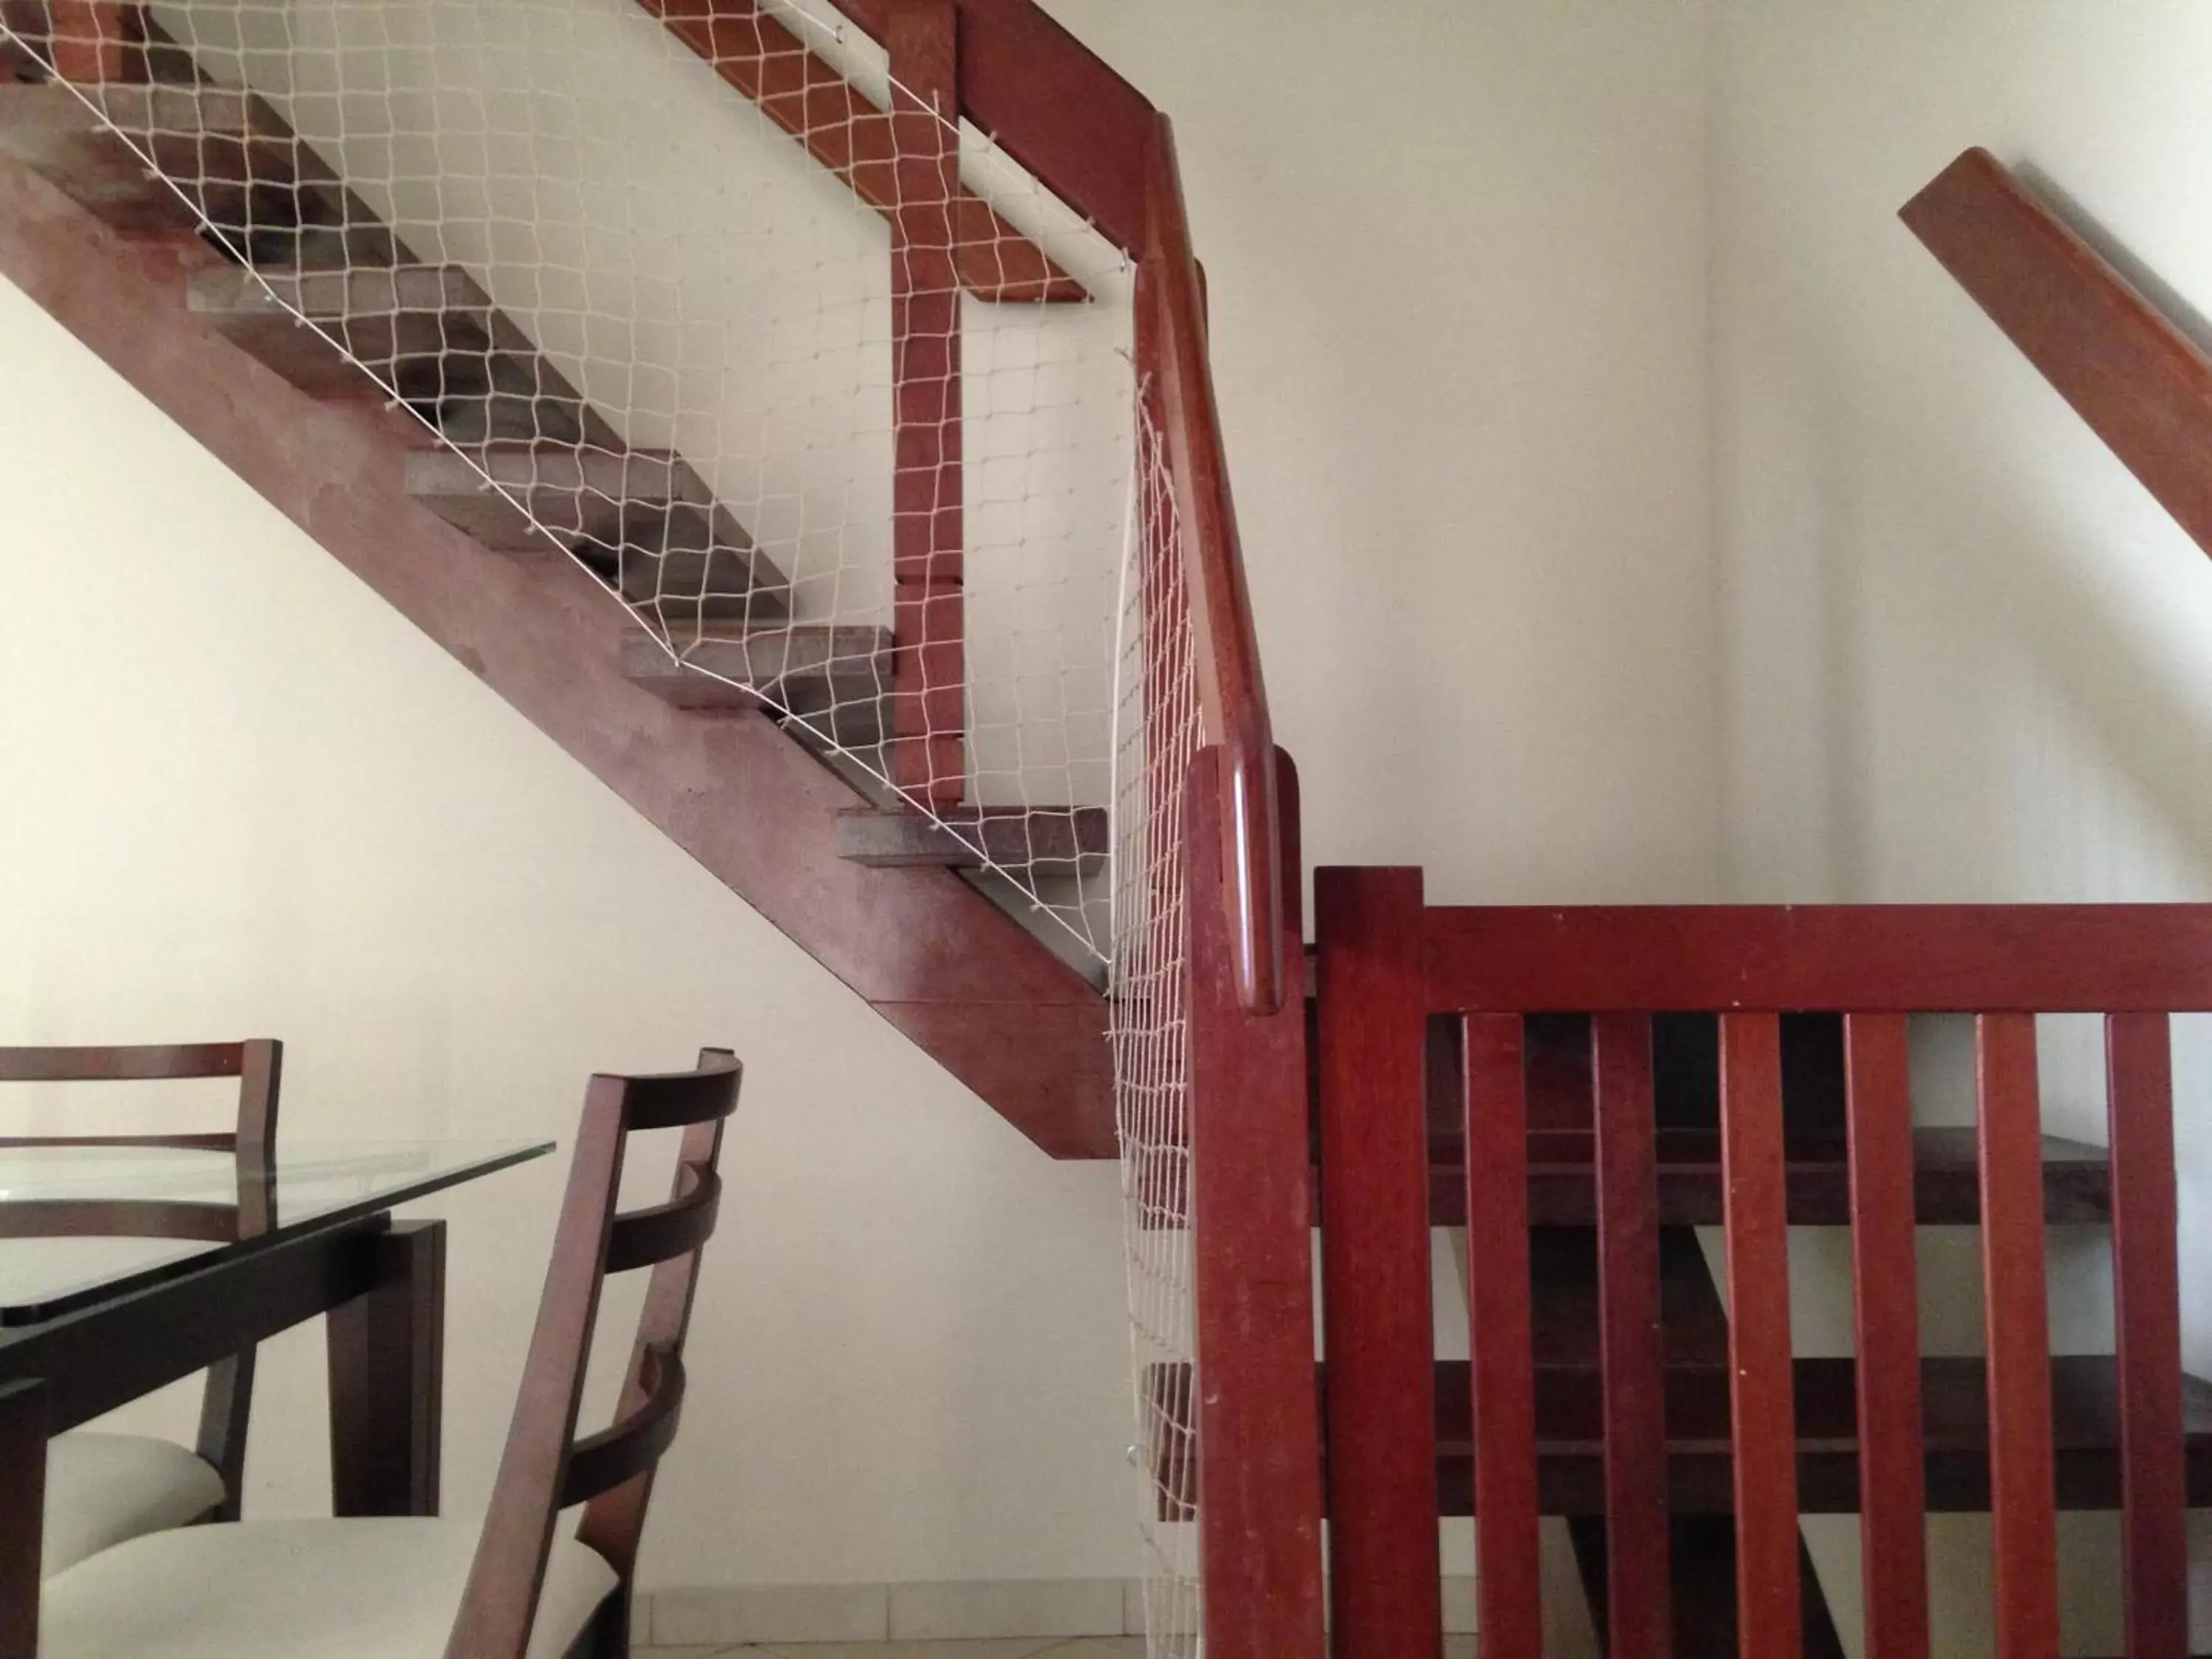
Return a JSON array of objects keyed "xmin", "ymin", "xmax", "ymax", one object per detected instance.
[
  {"xmin": 1137, "ymin": 116, "xmax": 1285, "ymax": 1016},
  {"xmin": 1902, "ymin": 147, "xmax": 2212, "ymax": 560},
  {"xmin": 813, "ymin": 0, "xmax": 1155, "ymax": 254}
]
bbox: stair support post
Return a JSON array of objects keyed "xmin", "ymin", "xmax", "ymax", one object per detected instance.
[{"xmin": 888, "ymin": 0, "xmax": 965, "ymax": 807}]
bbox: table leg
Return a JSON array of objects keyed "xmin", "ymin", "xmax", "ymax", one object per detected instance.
[
  {"xmin": 327, "ymin": 1219, "xmax": 445, "ymax": 1517},
  {"xmin": 0, "ymin": 1380, "xmax": 45, "ymax": 1659}
]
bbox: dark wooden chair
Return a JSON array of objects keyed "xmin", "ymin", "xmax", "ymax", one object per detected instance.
[
  {"xmin": 35, "ymin": 1047, "xmax": 742, "ymax": 1659},
  {"xmin": 0, "ymin": 1040, "xmax": 281, "ymax": 1571}
]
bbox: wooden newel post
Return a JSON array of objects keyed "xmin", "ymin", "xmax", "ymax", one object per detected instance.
[{"xmin": 888, "ymin": 0, "xmax": 965, "ymax": 807}]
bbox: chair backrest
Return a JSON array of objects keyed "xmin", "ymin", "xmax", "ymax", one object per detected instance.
[
  {"xmin": 446, "ymin": 1047, "xmax": 742, "ymax": 1659},
  {"xmin": 0, "ymin": 1040, "xmax": 283, "ymax": 1516},
  {"xmin": 0, "ymin": 1041, "xmax": 282, "ymax": 1240}
]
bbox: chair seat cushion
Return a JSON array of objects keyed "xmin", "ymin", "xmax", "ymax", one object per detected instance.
[
  {"xmin": 38, "ymin": 1517, "xmax": 620, "ymax": 1659},
  {"xmin": 43, "ymin": 1433, "xmax": 226, "ymax": 1577}
]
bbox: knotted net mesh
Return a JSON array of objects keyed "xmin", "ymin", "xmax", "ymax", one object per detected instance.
[{"xmin": 2, "ymin": 0, "xmax": 1206, "ymax": 1644}]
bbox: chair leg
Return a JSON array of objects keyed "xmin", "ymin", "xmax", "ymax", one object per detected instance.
[
  {"xmin": 194, "ymin": 1350, "xmax": 254, "ymax": 1521},
  {"xmin": 0, "ymin": 1380, "xmax": 46, "ymax": 1659},
  {"xmin": 563, "ymin": 1591, "xmax": 630, "ymax": 1659}
]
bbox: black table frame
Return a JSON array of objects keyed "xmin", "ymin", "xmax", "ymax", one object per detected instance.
[{"xmin": 0, "ymin": 1211, "xmax": 447, "ymax": 1657}]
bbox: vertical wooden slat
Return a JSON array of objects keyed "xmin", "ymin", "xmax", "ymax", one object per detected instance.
[
  {"xmin": 1315, "ymin": 865, "xmax": 1440, "ymax": 1659},
  {"xmin": 1189, "ymin": 749, "xmax": 1325, "ymax": 1659},
  {"xmin": 1975, "ymin": 1013, "xmax": 2059, "ymax": 1659},
  {"xmin": 2106, "ymin": 1012, "xmax": 2187, "ymax": 1659},
  {"xmin": 1720, "ymin": 1012, "xmax": 1801, "ymax": 1658},
  {"xmin": 1466, "ymin": 1013, "xmax": 1542, "ymax": 1659},
  {"xmin": 1843, "ymin": 1013, "xmax": 1928, "ymax": 1659},
  {"xmin": 1593, "ymin": 1011, "xmax": 1671, "ymax": 1658},
  {"xmin": 888, "ymin": 0, "xmax": 965, "ymax": 805}
]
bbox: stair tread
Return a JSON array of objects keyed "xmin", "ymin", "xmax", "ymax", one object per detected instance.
[
  {"xmin": 0, "ymin": 78, "xmax": 368, "ymax": 243},
  {"xmin": 1150, "ymin": 1352, "xmax": 2212, "ymax": 1516},
  {"xmin": 1413, "ymin": 1125, "xmax": 2110, "ymax": 1227},
  {"xmin": 835, "ymin": 806, "xmax": 1110, "ymax": 873}
]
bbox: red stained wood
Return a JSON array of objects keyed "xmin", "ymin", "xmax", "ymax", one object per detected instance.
[
  {"xmin": 1721, "ymin": 1012, "xmax": 1801, "ymax": 1658},
  {"xmin": 44, "ymin": 0, "xmax": 141, "ymax": 83},
  {"xmin": 1188, "ymin": 748, "xmax": 1325, "ymax": 1659},
  {"xmin": 1314, "ymin": 864, "xmax": 1439, "ymax": 1659},
  {"xmin": 1593, "ymin": 1011, "xmax": 1670, "ymax": 1659},
  {"xmin": 888, "ymin": 0, "xmax": 964, "ymax": 807},
  {"xmin": 1902, "ymin": 148, "xmax": 2212, "ymax": 562},
  {"xmin": 2105, "ymin": 1012, "xmax": 2188, "ymax": 1659},
  {"xmin": 1424, "ymin": 905, "xmax": 2212, "ymax": 1014},
  {"xmin": 0, "ymin": 154, "xmax": 1114, "ymax": 1158},
  {"xmin": 1843, "ymin": 1013, "xmax": 1928, "ymax": 1659},
  {"xmin": 817, "ymin": 0, "xmax": 1154, "ymax": 255},
  {"xmin": 629, "ymin": 0, "xmax": 1082, "ymax": 302},
  {"xmin": 1150, "ymin": 1352, "xmax": 2212, "ymax": 1520},
  {"xmin": 1466, "ymin": 1012, "xmax": 1540, "ymax": 1659},
  {"xmin": 1141, "ymin": 116, "xmax": 1281, "ymax": 1014},
  {"xmin": 1409, "ymin": 1124, "xmax": 2112, "ymax": 1231},
  {"xmin": 1976, "ymin": 1013, "xmax": 2060, "ymax": 1659}
]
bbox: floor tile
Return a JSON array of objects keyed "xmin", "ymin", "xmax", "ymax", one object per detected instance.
[
  {"xmin": 888, "ymin": 1581, "xmax": 1124, "ymax": 1642},
  {"xmin": 759, "ymin": 1643, "xmax": 1062, "ymax": 1658}
]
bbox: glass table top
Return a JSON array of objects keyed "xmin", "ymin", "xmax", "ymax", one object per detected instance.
[{"xmin": 0, "ymin": 1139, "xmax": 551, "ymax": 1324}]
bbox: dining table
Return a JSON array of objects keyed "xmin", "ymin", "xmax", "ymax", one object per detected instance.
[{"xmin": 0, "ymin": 1136, "xmax": 550, "ymax": 1655}]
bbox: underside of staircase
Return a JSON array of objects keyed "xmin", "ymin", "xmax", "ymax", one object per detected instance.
[{"xmin": 0, "ymin": 26, "xmax": 1116, "ymax": 1156}]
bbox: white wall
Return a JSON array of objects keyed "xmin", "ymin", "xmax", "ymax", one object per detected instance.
[
  {"xmin": 1047, "ymin": 0, "xmax": 1721, "ymax": 908},
  {"xmin": 0, "ymin": 272, "xmax": 1139, "ymax": 1590},
  {"xmin": 1, "ymin": 0, "xmax": 1722, "ymax": 1606},
  {"xmin": 1708, "ymin": 4, "xmax": 2212, "ymax": 1650}
]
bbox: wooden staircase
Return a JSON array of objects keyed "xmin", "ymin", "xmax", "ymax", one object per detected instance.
[{"xmin": 0, "ymin": 17, "xmax": 1119, "ymax": 1155}]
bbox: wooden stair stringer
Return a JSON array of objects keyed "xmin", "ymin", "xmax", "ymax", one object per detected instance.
[{"xmin": 0, "ymin": 151, "xmax": 1115, "ymax": 1159}]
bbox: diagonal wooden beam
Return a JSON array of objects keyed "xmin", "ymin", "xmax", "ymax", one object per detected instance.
[
  {"xmin": 633, "ymin": 0, "xmax": 1085, "ymax": 303},
  {"xmin": 0, "ymin": 150, "xmax": 1116, "ymax": 1158},
  {"xmin": 1902, "ymin": 147, "xmax": 2212, "ymax": 562}
]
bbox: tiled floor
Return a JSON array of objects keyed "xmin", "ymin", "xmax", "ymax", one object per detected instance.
[
  {"xmin": 639, "ymin": 1643, "xmax": 1484, "ymax": 1658},
  {"xmin": 638, "ymin": 1641, "xmax": 1148, "ymax": 1658}
]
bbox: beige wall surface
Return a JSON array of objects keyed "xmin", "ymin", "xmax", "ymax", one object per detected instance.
[
  {"xmin": 1708, "ymin": 3, "xmax": 2212, "ymax": 1650},
  {"xmin": 0, "ymin": 273, "xmax": 1140, "ymax": 1589},
  {"xmin": 1048, "ymin": 0, "xmax": 1721, "ymax": 908},
  {"xmin": 2, "ymin": 0, "xmax": 1719, "ymax": 1604}
]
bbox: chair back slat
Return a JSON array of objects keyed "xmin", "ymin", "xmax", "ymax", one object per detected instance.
[
  {"xmin": 0, "ymin": 1043, "xmax": 249, "ymax": 1083},
  {"xmin": 1843, "ymin": 1013, "xmax": 1929, "ymax": 1659},
  {"xmin": 1976, "ymin": 1015, "xmax": 2060, "ymax": 1659},
  {"xmin": 1719, "ymin": 1012, "xmax": 1801, "ymax": 1657},
  {"xmin": 2105, "ymin": 1012, "xmax": 2188, "ymax": 1659},
  {"xmin": 1313, "ymin": 867, "xmax": 1441, "ymax": 1659},
  {"xmin": 447, "ymin": 1048, "xmax": 740, "ymax": 1659},
  {"xmin": 1464, "ymin": 1013, "xmax": 1541, "ymax": 1659},
  {"xmin": 1592, "ymin": 1012, "xmax": 1670, "ymax": 1659},
  {"xmin": 0, "ymin": 1037, "xmax": 280, "ymax": 1520},
  {"xmin": 0, "ymin": 1198, "xmax": 238, "ymax": 1242},
  {"xmin": 602, "ymin": 1166, "xmax": 721, "ymax": 1276},
  {"xmin": 560, "ymin": 1346, "xmax": 686, "ymax": 1507}
]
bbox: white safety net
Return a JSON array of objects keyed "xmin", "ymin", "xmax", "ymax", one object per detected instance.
[
  {"xmin": 1, "ymin": 0, "xmax": 1132, "ymax": 960},
  {"xmin": 1107, "ymin": 393, "xmax": 1203, "ymax": 1655},
  {"xmin": 5, "ymin": 1, "xmax": 1210, "ymax": 1646}
]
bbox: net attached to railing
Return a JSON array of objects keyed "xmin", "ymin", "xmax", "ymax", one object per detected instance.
[
  {"xmin": 1, "ymin": 0, "xmax": 1131, "ymax": 960},
  {"xmin": 1108, "ymin": 393, "xmax": 1204, "ymax": 1655},
  {"xmin": 4, "ymin": 0, "xmax": 1206, "ymax": 1644}
]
